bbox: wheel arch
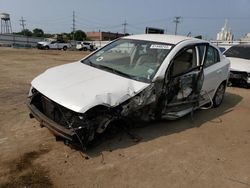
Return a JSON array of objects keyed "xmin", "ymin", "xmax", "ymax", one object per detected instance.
[
  {"xmin": 212, "ymin": 79, "xmax": 227, "ymax": 98},
  {"xmin": 84, "ymin": 104, "xmax": 118, "ymax": 134}
]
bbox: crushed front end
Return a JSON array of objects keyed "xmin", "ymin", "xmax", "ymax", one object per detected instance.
[
  {"xmin": 27, "ymin": 84, "xmax": 158, "ymax": 148},
  {"xmin": 27, "ymin": 88, "xmax": 99, "ymax": 146},
  {"xmin": 229, "ymin": 71, "xmax": 250, "ymax": 87}
]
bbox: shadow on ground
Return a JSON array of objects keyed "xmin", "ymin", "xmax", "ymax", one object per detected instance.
[
  {"xmin": 83, "ymin": 91, "xmax": 242, "ymax": 157},
  {"xmin": 0, "ymin": 145, "xmax": 53, "ymax": 188}
]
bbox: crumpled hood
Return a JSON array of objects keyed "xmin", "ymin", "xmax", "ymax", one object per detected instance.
[
  {"xmin": 228, "ymin": 57, "xmax": 250, "ymax": 72},
  {"xmin": 31, "ymin": 62, "xmax": 149, "ymax": 113}
]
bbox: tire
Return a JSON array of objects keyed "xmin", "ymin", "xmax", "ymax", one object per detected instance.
[
  {"xmin": 83, "ymin": 47, "xmax": 88, "ymax": 51},
  {"xmin": 212, "ymin": 82, "xmax": 226, "ymax": 107},
  {"xmin": 44, "ymin": 46, "xmax": 49, "ymax": 50},
  {"xmin": 62, "ymin": 46, "xmax": 67, "ymax": 51}
]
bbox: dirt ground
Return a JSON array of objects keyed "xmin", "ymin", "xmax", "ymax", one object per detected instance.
[{"xmin": 0, "ymin": 47, "xmax": 249, "ymax": 188}]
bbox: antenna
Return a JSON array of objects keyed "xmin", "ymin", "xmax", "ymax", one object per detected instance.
[{"xmin": 173, "ymin": 16, "xmax": 181, "ymax": 35}]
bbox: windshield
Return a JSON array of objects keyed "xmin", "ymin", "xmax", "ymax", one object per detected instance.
[
  {"xmin": 81, "ymin": 39, "xmax": 173, "ymax": 82},
  {"xmin": 224, "ymin": 45, "xmax": 250, "ymax": 60}
]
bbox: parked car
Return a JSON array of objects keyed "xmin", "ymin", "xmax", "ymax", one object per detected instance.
[
  {"xmin": 219, "ymin": 47, "xmax": 226, "ymax": 53},
  {"xmin": 37, "ymin": 40, "xmax": 71, "ymax": 50},
  {"xmin": 224, "ymin": 44, "xmax": 250, "ymax": 87},
  {"xmin": 76, "ymin": 41, "xmax": 97, "ymax": 51},
  {"xmin": 27, "ymin": 34, "xmax": 230, "ymax": 147}
]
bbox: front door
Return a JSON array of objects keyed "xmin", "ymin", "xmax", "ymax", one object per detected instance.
[{"xmin": 159, "ymin": 45, "xmax": 205, "ymax": 119}]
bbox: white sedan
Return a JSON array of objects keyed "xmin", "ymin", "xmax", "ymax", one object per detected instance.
[
  {"xmin": 27, "ymin": 34, "xmax": 230, "ymax": 147},
  {"xmin": 224, "ymin": 44, "xmax": 250, "ymax": 87}
]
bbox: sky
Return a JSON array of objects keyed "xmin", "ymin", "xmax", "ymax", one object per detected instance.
[{"xmin": 0, "ymin": 0, "xmax": 250, "ymax": 39}]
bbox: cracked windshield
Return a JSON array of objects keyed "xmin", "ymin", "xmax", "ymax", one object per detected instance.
[{"xmin": 83, "ymin": 39, "xmax": 173, "ymax": 82}]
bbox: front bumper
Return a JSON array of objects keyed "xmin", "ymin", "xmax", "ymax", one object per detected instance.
[
  {"xmin": 27, "ymin": 98, "xmax": 75, "ymax": 141},
  {"xmin": 229, "ymin": 71, "xmax": 250, "ymax": 85}
]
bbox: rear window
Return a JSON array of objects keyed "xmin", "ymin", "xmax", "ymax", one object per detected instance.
[{"xmin": 224, "ymin": 45, "xmax": 250, "ymax": 60}]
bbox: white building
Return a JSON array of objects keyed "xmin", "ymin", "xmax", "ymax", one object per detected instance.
[
  {"xmin": 240, "ymin": 33, "xmax": 250, "ymax": 42},
  {"xmin": 216, "ymin": 20, "xmax": 233, "ymax": 41}
]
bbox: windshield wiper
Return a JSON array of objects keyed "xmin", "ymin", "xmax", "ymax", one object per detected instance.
[
  {"xmin": 94, "ymin": 64, "xmax": 138, "ymax": 80},
  {"xmin": 82, "ymin": 61, "xmax": 148, "ymax": 82},
  {"xmin": 81, "ymin": 59, "xmax": 93, "ymax": 66}
]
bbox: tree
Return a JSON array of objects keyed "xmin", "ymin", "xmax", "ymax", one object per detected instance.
[
  {"xmin": 33, "ymin": 28, "xmax": 44, "ymax": 37},
  {"xmin": 43, "ymin": 33, "xmax": 53, "ymax": 38},
  {"xmin": 73, "ymin": 30, "xmax": 86, "ymax": 41},
  {"xmin": 61, "ymin": 32, "xmax": 72, "ymax": 41},
  {"xmin": 20, "ymin": 29, "xmax": 32, "ymax": 37}
]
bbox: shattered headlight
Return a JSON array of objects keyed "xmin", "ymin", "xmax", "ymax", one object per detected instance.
[
  {"xmin": 28, "ymin": 86, "xmax": 37, "ymax": 97},
  {"xmin": 121, "ymin": 84, "xmax": 156, "ymax": 116}
]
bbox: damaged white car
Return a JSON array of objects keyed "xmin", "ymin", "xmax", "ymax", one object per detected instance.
[
  {"xmin": 224, "ymin": 44, "xmax": 250, "ymax": 87},
  {"xmin": 27, "ymin": 34, "xmax": 230, "ymax": 147}
]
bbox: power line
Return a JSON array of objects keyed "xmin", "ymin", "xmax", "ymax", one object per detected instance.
[
  {"xmin": 19, "ymin": 16, "xmax": 26, "ymax": 31},
  {"xmin": 72, "ymin": 11, "xmax": 76, "ymax": 32},
  {"xmin": 122, "ymin": 20, "xmax": 128, "ymax": 34},
  {"xmin": 173, "ymin": 16, "xmax": 181, "ymax": 35},
  {"xmin": 72, "ymin": 11, "xmax": 76, "ymax": 40}
]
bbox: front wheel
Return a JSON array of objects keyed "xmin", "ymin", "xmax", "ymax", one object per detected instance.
[{"xmin": 213, "ymin": 82, "xmax": 226, "ymax": 107}]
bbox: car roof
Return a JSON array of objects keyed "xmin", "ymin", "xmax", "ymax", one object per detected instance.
[
  {"xmin": 230, "ymin": 44, "xmax": 250, "ymax": 48},
  {"xmin": 123, "ymin": 34, "xmax": 201, "ymax": 44}
]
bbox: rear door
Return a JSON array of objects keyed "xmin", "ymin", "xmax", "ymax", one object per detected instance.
[
  {"xmin": 58, "ymin": 41, "xmax": 65, "ymax": 49},
  {"xmin": 50, "ymin": 41, "xmax": 58, "ymax": 49},
  {"xmin": 200, "ymin": 45, "xmax": 224, "ymax": 102}
]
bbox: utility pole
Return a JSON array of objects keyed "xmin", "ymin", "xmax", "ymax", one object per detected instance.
[
  {"xmin": 72, "ymin": 11, "xmax": 76, "ymax": 41},
  {"xmin": 173, "ymin": 16, "xmax": 181, "ymax": 35},
  {"xmin": 19, "ymin": 16, "xmax": 26, "ymax": 31},
  {"xmin": 122, "ymin": 20, "xmax": 128, "ymax": 35}
]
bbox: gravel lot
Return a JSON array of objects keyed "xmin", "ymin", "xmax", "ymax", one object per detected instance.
[{"xmin": 0, "ymin": 47, "xmax": 249, "ymax": 188}]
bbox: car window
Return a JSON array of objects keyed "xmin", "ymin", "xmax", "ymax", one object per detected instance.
[
  {"xmin": 171, "ymin": 46, "xmax": 198, "ymax": 76},
  {"xmin": 219, "ymin": 47, "xmax": 226, "ymax": 53},
  {"xmin": 204, "ymin": 46, "xmax": 220, "ymax": 67},
  {"xmin": 198, "ymin": 45, "xmax": 206, "ymax": 64},
  {"xmin": 224, "ymin": 45, "xmax": 250, "ymax": 60}
]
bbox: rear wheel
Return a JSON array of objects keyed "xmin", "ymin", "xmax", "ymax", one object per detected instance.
[
  {"xmin": 62, "ymin": 46, "xmax": 67, "ymax": 51},
  {"xmin": 44, "ymin": 46, "xmax": 49, "ymax": 50},
  {"xmin": 213, "ymin": 82, "xmax": 226, "ymax": 107}
]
